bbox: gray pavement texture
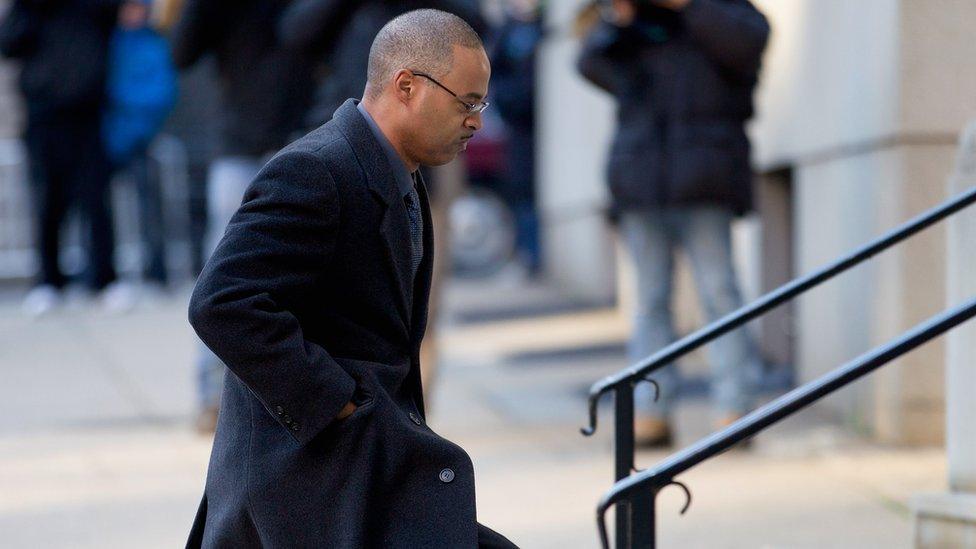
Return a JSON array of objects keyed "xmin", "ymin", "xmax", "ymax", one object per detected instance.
[{"xmin": 0, "ymin": 276, "xmax": 946, "ymax": 548}]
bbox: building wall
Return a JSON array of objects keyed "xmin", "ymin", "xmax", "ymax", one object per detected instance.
[
  {"xmin": 537, "ymin": 1, "xmax": 617, "ymax": 304},
  {"xmin": 751, "ymin": 0, "xmax": 901, "ymax": 167},
  {"xmin": 790, "ymin": 151, "xmax": 882, "ymax": 429},
  {"xmin": 869, "ymin": 145, "xmax": 955, "ymax": 445},
  {"xmin": 750, "ymin": 0, "xmax": 976, "ymax": 443}
]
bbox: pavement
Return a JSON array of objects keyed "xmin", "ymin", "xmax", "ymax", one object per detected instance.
[{"xmin": 0, "ymin": 274, "xmax": 947, "ymax": 548}]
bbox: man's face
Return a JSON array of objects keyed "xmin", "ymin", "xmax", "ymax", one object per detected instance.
[{"xmin": 404, "ymin": 45, "xmax": 491, "ymax": 167}]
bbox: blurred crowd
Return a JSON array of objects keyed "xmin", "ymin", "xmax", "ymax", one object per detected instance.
[
  {"xmin": 0, "ymin": 0, "xmax": 545, "ymax": 311},
  {"xmin": 0, "ymin": 0, "xmax": 769, "ymax": 442},
  {"xmin": 0, "ymin": 0, "xmax": 548, "ymax": 430}
]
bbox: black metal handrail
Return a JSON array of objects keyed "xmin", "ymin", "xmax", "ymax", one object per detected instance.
[
  {"xmin": 581, "ymin": 185, "xmax": 976, "ymax": 549},
  {"xmin": 581, "ymin": 184, "xmax": 976, "ymax": 437},
  {"xmin": 595, "ymin": 295, "xmax": 976, "ymax": 548}
]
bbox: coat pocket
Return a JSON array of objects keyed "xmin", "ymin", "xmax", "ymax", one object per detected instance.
[{"xmin": 329, "ymin": 366, "xmax": 379, "ymax": 434}]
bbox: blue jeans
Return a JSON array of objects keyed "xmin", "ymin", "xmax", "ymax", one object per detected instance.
[
  {"xmin": 196, "ymin": 156, "xmax": 264, "ymax": 409},
  {"xmin": 620, "ymin": 206, "xmax": 759, "ymax": 420}
]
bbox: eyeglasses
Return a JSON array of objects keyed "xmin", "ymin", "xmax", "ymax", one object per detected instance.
[{"xmin": 411, "ymin": 71, "xmax": 490, "ymax": 115}]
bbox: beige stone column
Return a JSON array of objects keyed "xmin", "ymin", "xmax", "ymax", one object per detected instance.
[{"xmin": 912, "ymin": 121, "xmax": 976, "ymax": 548}]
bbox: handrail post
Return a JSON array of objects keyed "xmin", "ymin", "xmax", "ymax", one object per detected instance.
[
  {"xmin": 613, "ymin": 384, "xmax": 635, "ymax": 548},
  {"xmin": 613, "ymin": 383, "xmax": 659, "ymax": 548},
  {"xmin": 631, "ymin": 489, "xmax": 656, "ymax": 548}
]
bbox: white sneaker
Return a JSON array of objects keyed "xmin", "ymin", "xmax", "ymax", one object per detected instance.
[
  {"xmin": 98, "ymin": 281, "xmax": 137, "ymax": 314},
  {"xmin": 139, "ymin": 281, "xmax": 171, "ymax": 305},
  {"xmin": 22, "ymin": 285, "xmax": 62, "ymax": 317}
]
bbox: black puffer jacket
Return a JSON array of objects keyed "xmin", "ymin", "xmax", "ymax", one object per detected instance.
[
  {"xmin": 170, "ymin": 0, "xmax": 315, "ymax": 156},
  {"xmin": 577, "ymin": 0, "xmax": 769, "ymax": 216},
  {"xmin": 0, "ymin": 0, "xmax": 119, "ymax": 117}
]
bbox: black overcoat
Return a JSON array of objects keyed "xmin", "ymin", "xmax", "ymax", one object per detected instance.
[{"xmin": 186, "ymin": 99, "xmax": 490, "ymax": 548}]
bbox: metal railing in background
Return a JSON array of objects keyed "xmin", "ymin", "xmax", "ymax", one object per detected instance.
[
  {"xmin": 581, "ymin": 185, "xmax": 976, "ymax": 548},
  {"xmin": 0, "ymin": 135, "xmax": 193, "ymax": 282},
  {"xmin": 0, "ymin": 139, "xmax": 32, "ymax": 278}
]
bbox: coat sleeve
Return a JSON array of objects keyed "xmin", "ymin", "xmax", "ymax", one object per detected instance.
[
  {"xmin": 680, "ymin": 0, "xmax": 769, "ymax": 81},
  {"xmin": 576, "ymin": 21, "xmax": 642, "ymax": 96},
  {"xmin": 188, "ymin": 150, "xmax": 357, "ymax": 446}
]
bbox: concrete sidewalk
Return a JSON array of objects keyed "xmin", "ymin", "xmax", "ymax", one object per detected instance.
[{"xmin": 0, "ymin": 278, "xmax": 946, "ymax": 548}]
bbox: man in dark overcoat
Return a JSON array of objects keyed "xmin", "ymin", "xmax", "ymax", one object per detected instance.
[{"xmin": 185, "ymin": 8, "xmax": 517, "ymax": 549}]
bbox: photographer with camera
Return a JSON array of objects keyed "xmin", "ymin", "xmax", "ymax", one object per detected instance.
[{"xmin": 578, "ymin": 0, "xmax": 769, "ymax": 447}]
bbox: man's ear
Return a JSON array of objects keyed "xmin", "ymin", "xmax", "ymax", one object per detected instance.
[{"xmin": 392, "ymin": 70, "xmax": 416, "ymax": 105}]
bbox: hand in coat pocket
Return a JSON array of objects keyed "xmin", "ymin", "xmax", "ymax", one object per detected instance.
[{"xmin": 336, "ymin": 400, "xmax": 357, "ymax": 420}]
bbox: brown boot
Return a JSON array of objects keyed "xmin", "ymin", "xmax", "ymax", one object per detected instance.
[{"xmin": 634, "ymin": 417, "xmax": 673, "ymax": 448}]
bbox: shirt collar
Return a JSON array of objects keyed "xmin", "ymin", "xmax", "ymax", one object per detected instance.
[{"xmin": 357, "ymin": 101, "xmax": 416, "ymax": 198}]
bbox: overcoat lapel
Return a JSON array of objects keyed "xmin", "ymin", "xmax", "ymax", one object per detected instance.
[{"xmin": 333, "ymin": 100, "xmax": 412, "ymax": 333}]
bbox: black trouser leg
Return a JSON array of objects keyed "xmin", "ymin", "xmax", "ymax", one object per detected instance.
[
  {"xmin": 25, "ymin": 121, "xmax": 69, "ymax": 288},
  {"xmin": 70, "ymin": 115, "xmax": 116, "ymax": 290}
]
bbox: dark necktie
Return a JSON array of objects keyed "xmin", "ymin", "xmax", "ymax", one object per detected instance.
[{"xmin": 404, "ymin": 174, "xmax": 424, "ymax": 278}]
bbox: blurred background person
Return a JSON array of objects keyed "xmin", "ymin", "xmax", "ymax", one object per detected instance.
[
  {"xmin": 278, "ymin": 0, "xmax": 486, "ymax": 131},
  {"xmin": 0, "ymin": 0, "xmax": 123, "ymax": 316},
  {"xmin": 170, "ymin": 0, "xmax": 315, "ymax": 432},
  {"xmin": 161, "ymin": 57, "xmax": 220, "ymax": 278},
  {"xmin": 103, "ymin": 0, "xmax": 177, "ymax": 297},
  {"xmin": 488, "ymin": 0, "xmax": 543, "ymax": 279},
  {"xmin": 577, "ymin": 0, "xmax": 769, "ymax": 447},
  {"xmin": 278, "ymin": 0, "xmax": 485, "ymax": 404},
  {"xmin": 153, "ymin": 0, "xmax": 220, "ymax": 278}
]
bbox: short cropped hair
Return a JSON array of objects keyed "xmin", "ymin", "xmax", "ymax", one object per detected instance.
[{"xmin": 365, "ymin": 9, "xmax": 483, "ymax": 99}]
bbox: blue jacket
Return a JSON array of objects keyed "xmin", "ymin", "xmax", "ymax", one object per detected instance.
[{"xmin": 103, "ymin": 26, "xmax": 177, "ymax": 163}]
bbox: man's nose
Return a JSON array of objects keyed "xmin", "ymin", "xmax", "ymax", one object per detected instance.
[{"xmin": 465, "ymin": 112, "xmax": 483, "ymax": 132}]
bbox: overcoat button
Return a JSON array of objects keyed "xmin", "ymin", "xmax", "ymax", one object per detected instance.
[
  {"xmin": 409, "ymin": 412, "xmax": 422, "ymax": 426},
  {"xmin": 291, "ymin": 423, "xmax": 300, "ymax": 432},
  {"xmin": 439, "ymin": 468, "xmax": 455, "ymax": 483},
  {"xmin": 275, "ymin": 406, "xmax": 284, "ymax": 416},
  {"xmin": 283, "ymin": 415, "xmax": 292, "ymax": 424}
]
